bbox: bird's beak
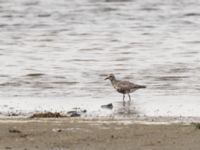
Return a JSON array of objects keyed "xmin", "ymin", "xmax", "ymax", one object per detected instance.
[{"xmin": 104, "ymin": 76, "xmax": 109, "ymax": 80}]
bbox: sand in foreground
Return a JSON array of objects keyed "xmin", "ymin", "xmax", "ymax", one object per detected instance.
[{"xmin": 0, "ymin": 119, "xmax": 200, "ymax": 150}]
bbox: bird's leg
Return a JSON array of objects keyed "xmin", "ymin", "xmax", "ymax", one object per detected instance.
[
  {"xmin": 128, "ymin": 93, "xmax": 131, "ymax": 101},
  {"xmin": 123, "ymin": 94, "xmax": 125, "ymax": 106}
]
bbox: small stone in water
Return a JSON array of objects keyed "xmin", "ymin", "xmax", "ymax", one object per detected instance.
[{"xmin": 101, "ymin": 103, "xmax": 113, "ymax": 109}]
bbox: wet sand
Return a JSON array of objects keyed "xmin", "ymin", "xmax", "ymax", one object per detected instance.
[{"xmin": 0, "ymin": 118, "xmax": 200, "ymax": 150}]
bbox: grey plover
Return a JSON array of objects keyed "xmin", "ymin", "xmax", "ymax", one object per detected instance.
[{"xmin": 105, "ymin": 74, "xmax": 146, "ymax": 102}]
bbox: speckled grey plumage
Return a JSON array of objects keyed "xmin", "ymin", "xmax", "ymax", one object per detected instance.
[{"xmin": 105, "ymin": 74, "xmax": 146, "ymax": 102}]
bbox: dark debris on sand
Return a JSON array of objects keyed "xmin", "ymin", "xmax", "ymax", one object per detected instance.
[
  {"xmin": 191, "ymin": 122, "xmax": 200, "ymax": 129},
  {"xmin": 67, "ymin": 111, "xmax": 81, "ymax": 117},
  {"xmin": 9, "ymin": 129, "xmax": 21, "ymax": 133},
  {"xmin": 30, "ymin": 112, "xmax": 66, "ymax": 118}
]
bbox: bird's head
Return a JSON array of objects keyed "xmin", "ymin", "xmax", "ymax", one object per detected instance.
[{"xmin": 104, "ymin": 74, "xmax": 115, "ymax": 81}]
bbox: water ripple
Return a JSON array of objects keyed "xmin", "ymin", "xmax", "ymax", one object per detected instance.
[{"xmin": 0, "ymin": 0, "xmax": 199, "ymax": 98}]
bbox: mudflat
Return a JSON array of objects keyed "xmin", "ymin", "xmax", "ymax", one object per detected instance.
[{"xmin": 0, "ymin": 118, "xmax": 200, "ymax": 150}]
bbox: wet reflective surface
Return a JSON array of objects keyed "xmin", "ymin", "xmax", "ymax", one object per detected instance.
[{"xmin": 0, "ymin": 0, "xmax": 200, "ymax": 117}]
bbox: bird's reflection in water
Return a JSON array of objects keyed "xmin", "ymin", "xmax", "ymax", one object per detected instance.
[{"xmin": 115, "ymin": 101, "xmax": 139, "ymax": 117}]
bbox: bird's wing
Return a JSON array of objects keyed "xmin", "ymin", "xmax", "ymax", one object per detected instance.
[{"xmin": 116, "ymin": 81, "xmax": 136, "ymax": 90}]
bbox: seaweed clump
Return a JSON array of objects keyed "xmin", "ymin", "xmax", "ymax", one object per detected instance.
[{"xmin": 30, "ymin": 112, "xmax": 66, "ymax": 118}]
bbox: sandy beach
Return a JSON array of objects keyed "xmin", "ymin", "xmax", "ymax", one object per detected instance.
[{"xmin": 0, "ymin": 118, "xmax": 200, "ymax": 150}]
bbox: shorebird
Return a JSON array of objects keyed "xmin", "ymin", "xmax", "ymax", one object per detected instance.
[{"xmin": 105, "ymin": 74, "xmax": 146, "ymax": 103}]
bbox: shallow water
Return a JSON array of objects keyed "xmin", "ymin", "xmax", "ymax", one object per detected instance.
[{"xmin": 0, "ymin": 0, "xmax": 200, "ymax": 117}]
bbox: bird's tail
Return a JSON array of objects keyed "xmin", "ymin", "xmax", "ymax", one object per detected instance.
[{"xmin": 137, "ymin": 85, "xmax": 146, "ymax": 88}]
